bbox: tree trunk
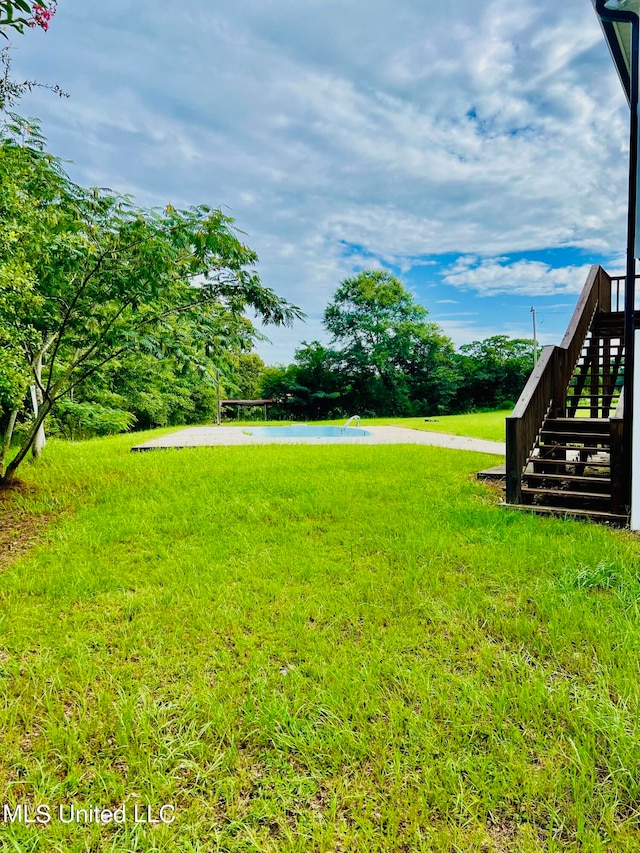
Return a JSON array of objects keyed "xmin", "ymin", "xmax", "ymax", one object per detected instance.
[
  {"xmin": 31, "ymin": 352, "xmax": 46, "ymax": 458},
  {"xmin": 0, "ymin": 408, "xmax": 19, "ymax": 479},
  {"xmin": 2, "ymin": 398, "xmax": 52, "ymax": 484}
]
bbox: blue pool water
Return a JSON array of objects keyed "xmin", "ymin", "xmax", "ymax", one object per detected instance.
[{"xmin": 245, "ymin": 425, "xmax": 372, "ymax": 438}]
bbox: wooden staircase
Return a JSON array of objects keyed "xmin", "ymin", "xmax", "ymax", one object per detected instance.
[
  {"xmin": 506, "ymin": 267, "xmax": 629, "ymax": 525},
  {"xmin": 521, "ymin": 417, "xmax": 623, "ymax": 522}
]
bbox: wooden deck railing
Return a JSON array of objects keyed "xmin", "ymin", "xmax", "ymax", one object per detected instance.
[
  {"xmin": 610, "ymin": 274, "xmax": 640, "ymax": 312},
  {"xmin": 505, "ymin": 265, "xmax": 612, "ymax": 504},
  {"xmin": 611, "ymin": 276, "xmax": 624, "ymax": 312}
]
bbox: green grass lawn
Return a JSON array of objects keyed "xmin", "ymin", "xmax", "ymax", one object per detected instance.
[
  {"xmin": 361, "ymin": 410, "xmax": 510, "ymax": 442},
  {"xmin": 1, "ymin": 426, "xmax": 640, "ymax": 851}
]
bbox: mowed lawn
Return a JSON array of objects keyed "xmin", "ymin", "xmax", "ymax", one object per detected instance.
[
  {"xmin": 1, "ymin": 424, "xmax": 640, "ymax": 851},
  {"xmin": 359, "ymin": 410, "xmax": 511, "ymax": 443}
]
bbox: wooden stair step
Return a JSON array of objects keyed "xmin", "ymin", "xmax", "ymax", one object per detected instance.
[
  {"xmin": 592, "ymin": 313, "xmax": 624, "ymax": 327},
  {"xmin": 544, "ymin": 418, "xmax": 611, "ymax": 429},
  {"xmin": 526, "ymin": 457, "xmax": 611, "ymax": 469},
  {"xmin": 545, "ymin": 417, "xmax": 602, "ymax": 427},
  {"xmin": 524, "ymin": 472, "xmax": 611, "ymax": 485},
  {"xmin": 536, "ymin": 444, "xmax": 610, "ymax": 453},
  {"xmin": 542, "ymin": 422, "xmax": 610, "ymax": 429},
  {"xmin": 587, "ymin": 327, "xmax": 624, "ymax": 336},
  {"xmin": 502, "ymin": 503, "xmax": 628, "ymax": 524},
  {"xmin": 540, "ymin": 431, "xmax": 610, "ymax": 442},
  {"xmin": 521, "ymin": 486, "xmax": 611, "ymax": 500},
  {"xmin": 565, "ymin": 411, "xmax": 617, "ymax": 416}
]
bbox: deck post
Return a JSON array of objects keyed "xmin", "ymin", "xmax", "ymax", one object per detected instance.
[
  {"xmin": 505, "ymin": 417, "xmax": 521, "ymax": 505},
  {"xmin": 611, "ymin": 392, "xmax": 625, "ymax": 515}
]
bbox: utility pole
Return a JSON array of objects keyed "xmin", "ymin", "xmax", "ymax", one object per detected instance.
[{"xmin": 530, "ymin": 306, "xmax": 538, "ymax": 366}]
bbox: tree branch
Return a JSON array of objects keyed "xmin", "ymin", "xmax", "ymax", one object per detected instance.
[
  {"xmin": 51, "ymin": 297, "xmax": 136, "ymax": 386},
  {"xmin": 44, "ymin": 248, "xmax": 114, "ymax": 393}
]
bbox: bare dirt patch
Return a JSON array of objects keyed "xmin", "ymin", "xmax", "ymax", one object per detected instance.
[
  {"xmin": 0, "ymin": 478, "xmax": 37, "ymax": 500},
  {"xmin": 0, "ymin": 480, "xmax": 56, "ymax": 571}
]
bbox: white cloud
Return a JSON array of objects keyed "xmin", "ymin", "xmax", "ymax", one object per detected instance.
[
  {"xmin": 10, "ymin": 0, "xmax": 633, "ymax": 360},
  {"xmin": 442, "ymin": 257, "xmax": 595, "ymax": 297}
]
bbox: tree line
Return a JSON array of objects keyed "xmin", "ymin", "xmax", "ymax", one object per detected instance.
[{"xmin": 259, "ymin": 270, "xmax": 535, "ymax": 420}]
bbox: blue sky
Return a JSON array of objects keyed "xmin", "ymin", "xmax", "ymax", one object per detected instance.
[{"xmin": 9, "ymin": 0, "xmax": 631, "ymax": 363}]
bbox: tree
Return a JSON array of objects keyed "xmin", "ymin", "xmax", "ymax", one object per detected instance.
[
  {"xmin": 260, "ymin": 341, "xmax": 342, "ymax": 420},
  {"xmin": 453, "ymin": 335, "xmax": 534, "ymax": 411},
  {"xmin": 0, "ymin": 121, "xmax": 303, "ymax": 483},
  {"xmin": 260, "ymin": 364, "xmax": 303, "ymax": 419},
  {"xmin": 0, "ymin": 121, "xmax": 54, "ymax": 471},
  {"xmin": 227, "ymin": 352, "xmax": 267, "ymax": 401},
  {"xmin": 292, "ymin": 341, "xmax": 342, "ymax": 418},
  {"xmin": 323, "ymin": 270, "xmax": 458, "ymax": 415}
]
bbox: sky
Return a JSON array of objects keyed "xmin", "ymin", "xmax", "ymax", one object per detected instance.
[{"xmin": 8, "ymin": 0, "xmax": 633, "ymax": 364}]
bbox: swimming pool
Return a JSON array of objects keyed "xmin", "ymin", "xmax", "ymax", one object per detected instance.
[{"xmin": 244, "ymin": 425, "xmax": 372, "ymax": 438}]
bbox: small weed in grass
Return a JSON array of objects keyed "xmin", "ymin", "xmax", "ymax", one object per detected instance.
[{"xmin": 571, "ymin": 560, "xmax": 625, "ymax": 591}]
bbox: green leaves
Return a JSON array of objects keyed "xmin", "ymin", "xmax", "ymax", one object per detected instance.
[
  {"xmin": 454, "ymin": 335, "xmax": 535, "ymax": 410},
  {"xmin": 0, "ymin": 117, "xmax": 302, "ymax": 479},
  {"xmin": 13, "ymin": 1, "xmax": 34, "ymax": 14},
  {"xmin": 322, "ymin": 270, "xmax": 457, "ymax": 416},
  {"xmin": 1, "ymin": 0, "xmax": 32, "ymax": 32},
  {"xmin": 0, "ymin": 1, "xmax": 55, "ymax": 34},
  {"xmin": 54, "ymin": 400, "xmax": 136, "ymax": 439}
]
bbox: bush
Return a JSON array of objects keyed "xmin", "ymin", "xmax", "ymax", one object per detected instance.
[{"xmin": 53, "ymin": 401, "xmax": 136, "ymax": 440}]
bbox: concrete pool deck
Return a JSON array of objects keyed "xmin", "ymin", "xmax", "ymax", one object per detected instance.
[{"xmin": 132, "ymin": 426, "xmax": 506, "ymax": 456}]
